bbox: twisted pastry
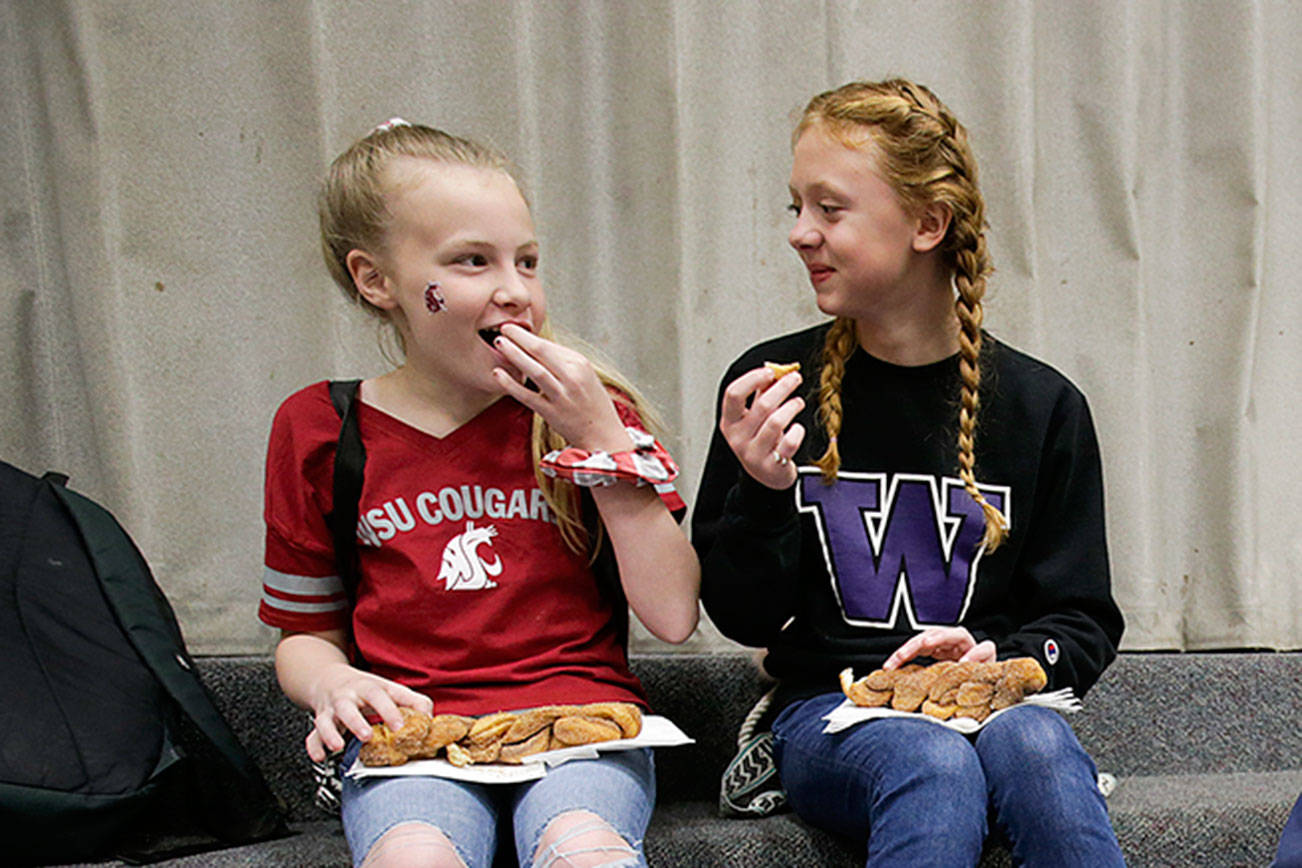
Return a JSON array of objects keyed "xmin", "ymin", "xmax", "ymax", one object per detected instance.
[{"xmin": 359, "ymin": 701, "xmax": 643, "ymax": 767}]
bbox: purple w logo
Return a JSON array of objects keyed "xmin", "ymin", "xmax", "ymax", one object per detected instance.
[{"xmin": 797, "ymin": 470, "xmax": 1009, "ymax": 628}]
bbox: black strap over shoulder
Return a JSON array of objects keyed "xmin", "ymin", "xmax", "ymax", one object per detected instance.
[
  {"xmin": 328, "ymin": 379, "xmax": 365, "ymax": 607},
  {"xmin": 582, "ymin": 493, "xmax": 629, "ymax": 648}
]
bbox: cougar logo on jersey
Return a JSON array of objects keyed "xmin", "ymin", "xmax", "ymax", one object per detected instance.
[
  {"xmin": 438, "ymin": 521, "xmax": 503, "ymax": 590},
  {"xmin": 797, "ymin": 470, "xmax": 1010, "ymax": 629}
]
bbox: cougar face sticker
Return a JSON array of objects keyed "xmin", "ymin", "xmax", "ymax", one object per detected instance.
[{"xmin": 424, "ymin": 281, "xmax": 447, "ymax": 314}]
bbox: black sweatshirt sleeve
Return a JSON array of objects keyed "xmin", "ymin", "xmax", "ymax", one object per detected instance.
[
  {"xmin": 989, "ymin": 386, "xmax": 1124, "ymax": 697},
  {"xmin": 691, "ymin": 365, "xmax": 804, "ymax": 648}
]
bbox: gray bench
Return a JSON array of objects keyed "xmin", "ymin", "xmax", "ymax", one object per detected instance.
[{"xmin": 64, "ymin": 652, "xmax": 1302, "ymax": 866}]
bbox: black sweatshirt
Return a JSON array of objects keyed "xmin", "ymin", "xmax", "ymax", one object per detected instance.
[{"xmin": 692, "ymin": 323, "xmax": 1124, "ymax": 719}]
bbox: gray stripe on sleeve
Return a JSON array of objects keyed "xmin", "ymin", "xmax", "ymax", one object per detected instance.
[{"xmin": 262, "ymin": 566, "xmax": 345, "ymax": 598}]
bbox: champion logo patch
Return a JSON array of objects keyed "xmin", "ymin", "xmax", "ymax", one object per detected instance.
[{"xmin": 1044, "ymin": 638, "xmax": 1060, "ymax": 665}]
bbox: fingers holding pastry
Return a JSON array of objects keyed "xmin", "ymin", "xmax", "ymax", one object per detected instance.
[
  {"xmin": 765, "ymin": 361, "xmax": 801, "ymax": 379},
  {"xmin": 719, "ymin": 365, "xmax": 806, "ymax": 490},
  {"xmin": 389, "ymin": 707, "xmax": 432, "ymax": 754}
]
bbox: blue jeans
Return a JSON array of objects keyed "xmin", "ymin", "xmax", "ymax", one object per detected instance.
[
  {"xmin": 1275, "ymin": 792, "xmax": 1302, "ymax": 867},
  {"xmin": 773, "ymin": 692, "xmax": 1124, "ymax": 867},
  {"xmin": 340, "ymin": 739, "xmax": 654, "ymax": 868}
]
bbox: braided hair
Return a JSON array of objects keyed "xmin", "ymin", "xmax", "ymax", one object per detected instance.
[{"xmin": 800, "ymin": 79, "xmax": 1009, "ymax": 552}]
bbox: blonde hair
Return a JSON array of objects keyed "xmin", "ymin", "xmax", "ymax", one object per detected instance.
[
  {"xmin": 798, "ymin": 79, "xmax": 1008, "ymax": 552},
  {"xmin": 319, "ymin": 121, "xmax": 661, "ymax": 558}
]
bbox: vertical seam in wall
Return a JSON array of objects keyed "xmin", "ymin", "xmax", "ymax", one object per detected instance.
[
  {"xmin": 306, "ymin": 0, "xmax": 347, "ymax": 372},
  {"xmin": 667, "ymin": 0, "xmax": 692, "ymax": 511},
  {"xmin": 823, "ymin": 1, "xmax": 835, "ymax": 85},
  {"xmin": 513, "ymin": 0, "xmax": 541, "ymax": 208},
  {"xmin": 1241, "ymin": 0, "xmax": 1266, "ymax": 629},
  {"xmin": 74, "ymin": 3, "xmax": 134, "ymax": 507},
  {"xmin": 4, "ymin": 2, "xmax": 57, "ymax": 450}
]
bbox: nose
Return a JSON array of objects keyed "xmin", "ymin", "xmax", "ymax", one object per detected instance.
[
  {"xmin": 788, "ymin": 210, "xmax": 820, "ymax": 250},
  {"xmin": 492, "ymin": 268, "xmax": 532, "ymax": 310}
]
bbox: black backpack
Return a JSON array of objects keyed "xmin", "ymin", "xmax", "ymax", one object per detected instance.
[{"xmin": 0, "ymin": 460, "xmax": 289, "ymax": 864}]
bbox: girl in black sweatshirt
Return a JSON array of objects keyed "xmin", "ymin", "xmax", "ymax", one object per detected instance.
[{"xmin": 693, "ymin": 79, "xmax": 1125, "ymax": 867}]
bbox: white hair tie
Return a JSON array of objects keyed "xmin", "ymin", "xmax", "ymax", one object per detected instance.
[{"xmin": 372, "ymin": 117, "xmax": 411, "ymax": 134}]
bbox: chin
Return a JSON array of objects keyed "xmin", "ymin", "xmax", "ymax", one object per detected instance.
[{"xmin": 813, "ymin": 294, "xmax": 847, "ymax": 318}]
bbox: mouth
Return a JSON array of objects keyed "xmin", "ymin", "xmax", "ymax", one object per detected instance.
[
  {"xmin": 478, "ymin": 321, "xmax": 532, "ymax": 347},
  {"xmin": 478, "ymin": 323, "xmax": 540, "ymax": 392}
]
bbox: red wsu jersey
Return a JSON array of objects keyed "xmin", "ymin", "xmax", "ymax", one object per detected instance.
[{"xmin": 260, "ymin": 381, "xmax": 683, "ymax": 715}]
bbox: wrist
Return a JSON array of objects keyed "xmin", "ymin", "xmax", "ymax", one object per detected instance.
[{"xmin": 569, "ymin": 423, "xmax": 636, "ymax": 454}]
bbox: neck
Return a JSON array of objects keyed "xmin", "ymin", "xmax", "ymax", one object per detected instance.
[
  {"xmin": 364, "ymin": 365, "xmax": 502, "ymax": 438},
  {"xmin": 854, "ymin": 267, "xmax": 960, "ymax": 366}
]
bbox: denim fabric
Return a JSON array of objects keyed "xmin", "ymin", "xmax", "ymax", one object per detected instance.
[
  {"xmin": 773, "ymin": 692, "xmax": 1124, "ymax": 867},
  {"xmin": 511, "ymin": 748, "xmax": 653, "ymax": 867},
  {"xmin": 1274, "ymin": 792, "xmax": 1302, "ymax": 868},
  {"xmin": 340, "ymin": 739, "xmax": 654, "ymax": 868}
]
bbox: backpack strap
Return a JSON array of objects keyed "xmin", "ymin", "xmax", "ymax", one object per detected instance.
[
  {"xmin": 328, "ymin": 379, "xmax": 365, "ymax": 607},
  {"xmin": 581, "ymin": 493, "xmax": 629, "ymax": 648}
]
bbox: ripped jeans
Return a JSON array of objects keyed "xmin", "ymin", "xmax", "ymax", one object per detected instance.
[{"xmin": 340, "ymin": 739, "xmax": 653, "ymax": 868}]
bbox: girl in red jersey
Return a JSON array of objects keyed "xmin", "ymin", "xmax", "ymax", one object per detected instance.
[{"xmin": 260, "ymin": 119, "xmax": 699, "ymax": 868}]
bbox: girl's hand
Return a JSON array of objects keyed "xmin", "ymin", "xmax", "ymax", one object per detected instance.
[
  {"xmin": 491, "ymin": 324, "xmax": 633, "ymax": 452},
  {"xmin": 882, "ymin": 627, "xmax": 996, "ymax": 670},
  {"xmin": 719, "ymin": 366, "xmax": 806, "ymax": 490},
  {"xmin": 302, "ymin": 662, "xmax": 432, "ymax": 763}
]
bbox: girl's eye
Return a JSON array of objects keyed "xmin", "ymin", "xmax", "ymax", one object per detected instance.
[
  {"xmin": 819, "ymin": 204, "xmax": 839, "ymax": 216},
  {"xmin": 519, "ymin": 256, "xmax": 538, "ymax": 271},
  {"xmin": 457, "ymin": 254, "xmax": 488, "ymax": 267},
  {"xmin": 786, "ymin": 203, "xmax": 800, "ymax": 216}
]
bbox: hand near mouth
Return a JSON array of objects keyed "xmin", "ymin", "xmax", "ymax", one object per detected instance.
[{"xmin": 489, "ymin": 324, "xmax": 633, "ymax": 453}]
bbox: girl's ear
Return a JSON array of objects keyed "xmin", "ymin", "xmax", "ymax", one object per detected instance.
[
  {"xmin": 347, "ymin": 249, "xmax": 398, "ymax": 310},
  {"xmin": 913, "ymin": 202, "xmax": 952, "ymax": 254}
]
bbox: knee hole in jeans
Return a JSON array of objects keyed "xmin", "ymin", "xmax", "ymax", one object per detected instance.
[
  {"xmin": 361, "ymin": 821, "xmax": 468, "ymax": 868},
  {"xmin": 531, "ymin": 809, "xmax": 639, "ymax": 868}
]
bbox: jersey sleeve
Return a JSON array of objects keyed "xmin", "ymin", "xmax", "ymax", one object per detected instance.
[
  {"xmin": 258, "ymin": 384, "xmax": 351, "ymax": 633},
  {"xmin": 986, "ymin": 386, "xmax": 1124, "ymax": 697},
  {"xmin": 612, "ymin": 397, "xmax": 686, "ymax": 518},
  {"xmin": 691, "ymin": 359, "xmax": 805, "ymax": 648}
]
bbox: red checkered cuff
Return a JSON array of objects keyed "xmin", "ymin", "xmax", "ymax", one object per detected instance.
[{"xmin": 539, "ymin": 427, "xmax": 679, "ymax": 488}]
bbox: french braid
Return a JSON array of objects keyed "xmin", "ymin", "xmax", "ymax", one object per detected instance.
[
  {"xmin": 812, "ymin": 316, "xmax": 857, "ymax": 482},
  {"xmin": 799, "ymin": 79, "xmax": 1008, "ymax": 552}
]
